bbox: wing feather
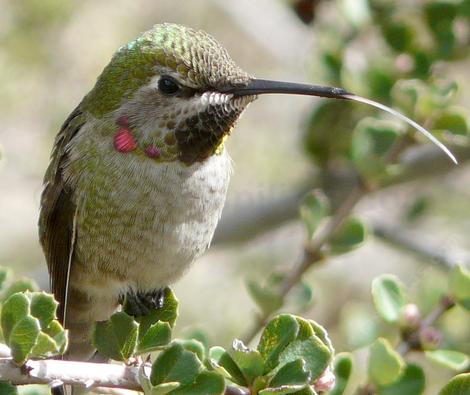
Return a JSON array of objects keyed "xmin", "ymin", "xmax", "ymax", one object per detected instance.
[{"xmin": 39, "ymin": 107, "xmax": 85, "ymax": 325}]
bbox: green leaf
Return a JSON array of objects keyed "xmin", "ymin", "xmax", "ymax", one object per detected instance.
[
  {"xmin": 150, "ymin": 342, "xmax": 202, "ymax": 387},
  {"xmin": 371, "ymin": 274, "xmax": 406, "ymax": 323},
  {"xmin": 93, "ymin": 311, "xmax": 138, "ymax": 361},
  {"xmin": 351, "ymin": 118, "xmax": 400, "ymax": 179},
  {"xmin": 30, "ymin": 331, "xmax": 60, "ymax": 358},
  {"xmin": 1, "ymin": 292, "xmax": 30, "ymax": 343},
  {"xmin": 296, "ymin": 318, "xmax": 315, "ymax": 341},
  {"xmin": 175, "ymin": 339, "xmax": 206, "ymax": 362},
  {"xmin": 434, "ymin": 109, "xmax": 468, "ymax": 136},
  {"xmin": 329, "ymin": 217, "xmax": 367, "ymax": 255},
  {"xmin": 378, "ymin": 363, "xmax": 425, "ymax": 395},
  {"xmin": 368, "ymin": 338, "xmax": 405, "ymax": 386},
  {"xmin": 303, "ymin": 100, "xmax": 355, "ymax": 166},
  {"xmin": 181, "ymin": 328, "xmax": 210, "ymax": 352},
  {"xmin": 425, "ymin": 350, "xmax": 470, "ymax": 371},
  {"xmin": 231, "ymin": 339, "xmax": 265, "ymax": 385},
  {"xmin": 246, "ymin": 279, "xmax": 283, "ymax": 316},
  {"xmin": 439, "ymin": 373, "xmax": 470, "ymax": 395},
  {"xmin": 9, "ymin": 316, "xmax": 41, "ymax": 364},
  {"xmin": 308, "ymin": 320, "xmax": 334, "ymax": 354},
  {"xmin": 169, "ymin": 371, "xmax": 225, "ymax": 395},
  {"xmin": 329, "ymin": 353, "xmax": 353, "ymax": 395},
  {"xmin": 45, "ymin": 320, "xmax": 67, "ymax": 354},
  {"xmin": 268, "ymin": 359, "xmax": 310, "ymax": 388},
  {"xmin": 259, "ymin": 385, "xmax": 307, "ymax": 395},
  {"xmin": 208, "ymin": 346, "xmax": 247, "ymax": 386},
  {"xmin": 0, "ymin": 267, "xmax": 13, "ymax": 294},
  {"xmin": 449, "ymin": 265, "xmax": 470, "ymax": 311},
  {"xmin": 1, "ymin": 279, "xmax": 38, "ymax": 302},
  {"xmin": 258, "ymin": 315, "xmax": 300, "ymax": 373},
  {"xmin": 278, "ymin": 337, "xmax": 331, "ymax": 382},
  {"xmin": 383, "ymin": 21, "xmax": 414, "ymax": 52},
  {"xmin": 136, "ymin": 321, "xmax": 171, "ymax": 354},
  {"xmin": 136, "ymin": 288, "xmax": 179, "ymax": 336},
  {"xmin": 0, "ymin": 382, "xmax": 18, "ymax": 395},
  {"xmin": 299, "ymin": 191, "xmax": 330, "ymax": 239},
  {"xmin": 147, "ymin": 382, "xmax": 181, "ymax": 395},
  {"xmin": 30, "ymin": 292, "xmax": 58, "ymax": 330}
]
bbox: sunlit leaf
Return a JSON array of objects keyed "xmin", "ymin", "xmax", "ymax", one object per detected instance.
[
  {"xmin": 368, "ymin": 338, "xmax": 405, "ymax": 386},
  {"xmin": 439, "ymin": 373, "xmax": 470, "ymax": 395},
  {"xmin": 371, "ymin": 274, "xmax": 406, "ymax": 323},
  {"xmin": 425, "ymin": 350, "xmax": 469, "ymax": 371}
]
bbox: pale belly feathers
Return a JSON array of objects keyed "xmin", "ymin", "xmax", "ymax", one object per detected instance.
[{"xmin": 63, "ymin": 123, "xmax": 232, "ymax": 299}]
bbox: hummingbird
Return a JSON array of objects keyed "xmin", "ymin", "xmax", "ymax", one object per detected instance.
[{"xmin": 39, "ymin": 23, "xmax": 455, "ymax": 367}]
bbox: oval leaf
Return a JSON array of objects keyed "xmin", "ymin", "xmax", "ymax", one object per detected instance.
[
  {"xmin": 208, "ymin": 346, "xmax": 247, "ymax": 386},
  {"xmin": 330, "ymin": 353, "xmax": 353, "ymax": 395},
  {"xmin": 425, "ymin": 350, "xmax": 470, "ymax": 371},
  {"xmin": 136, "ymin": 321, "xmax": 171, "ymax": 355},
  {"xmin": 299, "ymin": 190, "xmax": 330, "ymax": 239},
  {"xmin": 278, "ymin": 337, "xmax": 332, "ymax": 382},
  {"xmin": 231, "ymin": 339, "xmax": 265, "ymax": 385},
  {"xmin": 449, "ymin": 265, "xmax": 470, "ymax": 311},
  {"xmin": 379, "ymin": 363, "xmax": 425, "ymax": 395},
  {"xmin": 329, "ymin": 217, "xmax": 367, "ymax": 255},
  {"xmin": 9, "ymin": 315, "xmax": 41, "ymax": 364},
  {"xmin": 368, "ymin": 338, "xmax": 405, "ymax": 387},
  {"xmin": 93, "ymin": 311, "xmax": 138, "ymax": 361},
  {"xmin": 268, "ymin": 359, "xmax": 310, "ymax": 388},
  {"xmin": 1, "ymin": 292, "xmax": 30, "ymax": 343},
  {"xmin": 30, "ymin": 292, "xmax": 58, "ymax": 330},
  {"xmin": 150, "ymin": 342, "xmax": 202, "ymax": 387},
  {"xmin": 439, "ymin": 373, "xmax": 470, "ymax": 395},
  {"xmin": 169, "ymin": 371, "xmax": 225, "ymax": 395},
  {"xmin": 258, "ymin": 315, "xmax": 300, "ymax": 373},
  {"xmin": 371, "ymin": 275, "xmax": 406, "ymax": 323}
]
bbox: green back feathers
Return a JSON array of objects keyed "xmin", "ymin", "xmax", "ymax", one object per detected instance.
[{"xmin": 83, "ymin": 23, "xmax": 250, "ymax": 117}]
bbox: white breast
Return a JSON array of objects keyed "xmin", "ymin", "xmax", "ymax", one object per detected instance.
[{"xmin": 64, "ymin": 122, "xmax": 232, "ymax": 297}]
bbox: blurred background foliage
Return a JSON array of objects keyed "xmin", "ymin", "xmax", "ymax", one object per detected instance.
[{"xmin": 1, "ymin": 0, "xmax": 470, "ymax": 394}]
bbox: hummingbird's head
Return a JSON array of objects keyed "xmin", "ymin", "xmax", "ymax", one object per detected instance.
[
  {"xmin": 83, "ymin": 23, "xmax": 256, "ymax": 164},
  {"xmin": 83, "ymin": 23, "xmax": 456, "ymax": 165}
]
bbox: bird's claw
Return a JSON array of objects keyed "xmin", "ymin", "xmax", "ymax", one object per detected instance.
[{"xmin": 122, "ymin": 287, "xmax": 167, "ymax": 316}]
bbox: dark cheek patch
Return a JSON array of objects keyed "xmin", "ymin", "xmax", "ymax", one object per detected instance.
[{"xmin": 175, "ymin": 106, "xmax": 241, "ymax": 165}]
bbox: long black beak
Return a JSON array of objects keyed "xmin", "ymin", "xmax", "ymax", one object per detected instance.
[
  {"xmin": 224, "ymin": 78, "xmax": 352, "ymax": 100},
  {"xmin": 222, "ymin": 78, "xmax": 457, "ymax": 164}
]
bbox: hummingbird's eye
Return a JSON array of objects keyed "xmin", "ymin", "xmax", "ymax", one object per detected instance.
[{"xmin": 158, "ymin": 76, "xmax": 180, "ymax": 95}]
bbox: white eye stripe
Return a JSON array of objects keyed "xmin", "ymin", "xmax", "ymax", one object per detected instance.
[{"xmin": 200, "ymin": 91, "xmax": 233, "ymax": 107}]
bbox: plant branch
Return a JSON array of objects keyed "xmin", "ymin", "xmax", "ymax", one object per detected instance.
[
  {"xmin": 0, "ymin": 356, "xmax": 249, "ymax": 395},
  {"xmin": 0, "ymin": 358, "xmax": 142, "ymax": 391},
  {"xmin": 373, "ymin": 222, "xmax": 468, "ymax": 271}
]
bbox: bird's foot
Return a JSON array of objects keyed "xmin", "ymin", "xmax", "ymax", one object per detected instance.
[{"xmin": 122, "ymin": 288, "xmax": 167, "ymax": 316}]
